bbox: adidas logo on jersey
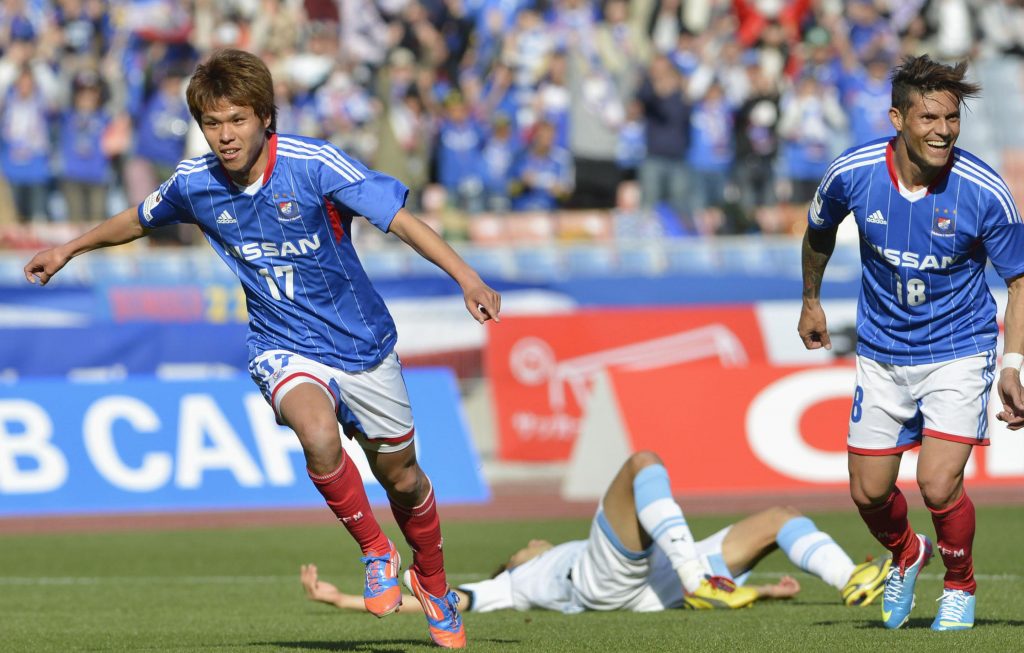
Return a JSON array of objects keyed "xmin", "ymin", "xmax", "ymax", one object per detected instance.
[
  {"xmin": 217, "ymin": 210, "xmax": 237, "ymax": 224},
  {"xmin": 867, "ymin": 210, "xmax": 887, "ymax": 225}
]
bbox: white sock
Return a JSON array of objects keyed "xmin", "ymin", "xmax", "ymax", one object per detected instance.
[
  {"xmin": 634, "ymin": 464, "xmax": 706, "ymax": 592},
  {"xmin": 777, "ymin": 516, "xmax": 856, "ymax": 589}
]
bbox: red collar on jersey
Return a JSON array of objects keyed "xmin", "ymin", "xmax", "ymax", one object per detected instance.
[
  {"xmin": 885, "ymin": 137, "xmax": 955, "ymax": 195},
  {"xmin": 262, "ymin": 132, "xmax": 278, "ymax": 184}
]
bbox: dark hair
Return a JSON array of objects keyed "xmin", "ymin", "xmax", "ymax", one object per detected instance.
[
  {"xmin": 890, "ymin": 55, "xmax": 981, "ymax": 115},
  {"xmin": 186, "ymin": 49, "xmax": 277, "ymax": 132}
]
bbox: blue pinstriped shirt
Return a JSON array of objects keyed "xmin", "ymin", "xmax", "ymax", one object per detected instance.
[
  {"xmin": 139, "ymin": 133, "xmax": 408, "ymax": 371},
  {"xmin": 810, "ymin": 138, "xmax": 1024, "ymax": 365}
]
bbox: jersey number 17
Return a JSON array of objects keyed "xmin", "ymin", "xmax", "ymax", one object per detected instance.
[{"xmin": 259, "ymin": 265, "xmax": 295, "ymax": 301}]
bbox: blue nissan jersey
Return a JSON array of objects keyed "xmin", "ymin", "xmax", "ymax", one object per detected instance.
[
  {"xmin": 810, "ymin": 137, "xmax": 1024, "ymax": 365},
  {"xmin": 139, "ymin": 133, "xmax": 407, "ymax": 371}
]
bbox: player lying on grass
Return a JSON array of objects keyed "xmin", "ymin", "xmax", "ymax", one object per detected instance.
[{"xmin": 301, "ymin": 451, "xmax": 890, "ymax": 614}]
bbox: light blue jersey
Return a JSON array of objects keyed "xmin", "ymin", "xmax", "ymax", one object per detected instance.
[
  {"xmin": 139, "ymin": 133, "xmax": 408, "ymax": 371},
  {"xmin": 810, "ymin": 138, "xmax": 1024, "ymax": 365}
]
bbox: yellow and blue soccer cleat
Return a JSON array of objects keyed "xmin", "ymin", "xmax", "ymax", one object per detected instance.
[
  {"xmin": 842, "ymin": 554, "xmax": 892, "ymax": 606},
  {"xmin": 881, "ymin": 534, "xmax": 932, "ymax": 629},
  {"xmin": 682, "ymin": 575, "xmax": 758, "ymax": 610},
  {"xmin": 931, "ymin": 588, "xmax": 975, "ymax": 631}
]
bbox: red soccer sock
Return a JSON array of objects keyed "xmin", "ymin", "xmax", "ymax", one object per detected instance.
[
  {"xmin": 858, "ymin": 487, "xmax": 921, "ymax": 572},
  {"xmin": 929, "ymin": 491, "xmax": 976, "ymax": 594},
  {"xmin": 308, "ymin": 454, "xmax": 390, "ymax": 555},
  {"xmin": 390, "ymin": 481, "xmax": 447, "ymax": 597}
]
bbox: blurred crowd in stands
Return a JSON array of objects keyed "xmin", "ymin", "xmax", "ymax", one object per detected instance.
[{"xmin": 1, "ymin": 0, "xmax": 1024, "ymax": 245}]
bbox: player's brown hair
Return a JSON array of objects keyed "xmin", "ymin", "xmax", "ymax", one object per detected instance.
[
  {"xmin": 890, "ymin": 55, "xmax": 981, "ymax": 116},
  {"xmin": 186, "ymin": 49, "xmax": 277, "ymax": 131}
]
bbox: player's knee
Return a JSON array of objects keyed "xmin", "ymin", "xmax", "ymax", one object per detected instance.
[
  {"xmin": 917, "ymin": 477, "xmax": 959, "ymax": 510},
  {"xmin": 627, "ymin": 450, "xmax": 663, "ymax": 474},
  {"xmin": 849, "ymin": 476, "xmax": 893, "ymax": 509},
  {"xmin": 773, "ymin": 505, "xmax": 803, "ymax": 521},
  {"xmin": 377, "ymin": 463, "xmax": 423, "ymax": 498},
  {"xmin": 763, "ymin": 505, "xmax": 802, "ymax": 529},
  {"xmin": 295, "ymin": 423, "xmax": 344, "ymax": 473}
]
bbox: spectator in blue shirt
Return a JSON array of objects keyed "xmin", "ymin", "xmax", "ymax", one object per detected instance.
[
  {"xmin": 58, "ymin": 70, "xmax": 113, "ymax": 223},
  {"xmin": 436, "ymin": 92, "xmax": 486, "ymax": 213},
  {"xmin": 482, "ymin": 112, "xmax": 521, "ymax": 212},
  {"xmin": 778, "ymin": 73, "xmax": 846, "ymax": 205},
  {"xmin": 1, "ymin": 65, "xmax": 52, "ymax": 223},
  {"xmin": 509, "ymin": 119, "xmax": 574, "ymax": 211},
  {"xmin": 132, "ymin": 66, "xmax": 191, "ymax": 183},
  {"xmin": 686, "ymin": 80, "xmax": 734, "ymax": 233}
]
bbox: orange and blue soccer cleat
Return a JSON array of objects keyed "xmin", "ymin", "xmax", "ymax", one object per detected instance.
[
  {"xmin": 361, "ymin": 539, "xmax": 402, "ymax": 617},
  {"xmin": 404, "ymin": 569, "xmax": 466, "ymax": 649}
]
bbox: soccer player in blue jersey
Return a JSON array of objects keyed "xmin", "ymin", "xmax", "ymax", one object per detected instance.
[
  {"xmin": 798, "ymin": 54, "xmax": 1024, "ymax": 632},
  {"xmin": 23, "ymin": 49, "xmax": 500, "ymax": 649}
]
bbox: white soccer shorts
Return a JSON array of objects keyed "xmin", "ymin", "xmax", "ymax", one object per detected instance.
[
  {"xmin": 847, "ymin": 352, "xmax": 995, "ymax": 455},
  {"xmin": 248, "ymin": 349, "xmax": 415, "ymax": 453},
  {"xmin": 570, "ymin": 506, "xmax": 744, "ymax": 612}
]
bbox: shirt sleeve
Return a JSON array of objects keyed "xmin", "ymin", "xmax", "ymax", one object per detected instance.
[
  {"xmin": 137, "ymin": 167, "xmax": 195, "ymax": 228},
  {"xmin": 807, "ymin": 166, "xmax": 850, "ymax": 230},
  {"xmin": 981, "ymin": 191, "xmax": 1024, "ymax": 280},
  {"xmin": 457, "ymin": 572, "xmax": 515, "ymax": 613},
  {"xmin": 317, "ymin": 141, "xmax": 409, "ymax": 233}
]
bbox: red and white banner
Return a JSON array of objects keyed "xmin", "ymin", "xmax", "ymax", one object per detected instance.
[
  {"xmin": 485, "ymin": 308, "xmax": 767, "ymax": 461},
  {"xmin": 562, "ymin": 363, "xmax": 1024, "ymax": 498},
  {"xmin": 487, "ymin": 305, "xmax": 1024, "ymax": 495}
]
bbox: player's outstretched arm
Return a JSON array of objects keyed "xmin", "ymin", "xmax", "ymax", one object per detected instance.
[
  {"xmin": 23, "ymin": 207, "xmax": 146, "ymax": 286},
  {"xmin": 300, "ymin": 563, "xmax": 379, "ymax": 610},
  {"xmin": 300, "ymin": 564, "xmax": 468, "ymax": 613},
  {"xmin": 997, "ymin": 273, "xmax": 1024, "ymax": 430},
  {"xmin": 388, "ymin": 208, "xmax": 501, "ymax": 324},
  {"xmin": 798, "ymin": 225, "xmax": 838, "ymax": 351}
]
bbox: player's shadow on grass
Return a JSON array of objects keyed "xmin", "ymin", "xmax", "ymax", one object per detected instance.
[{"xmin": 260, "ymin": 639, "xmax": 519, "ymax": 652}]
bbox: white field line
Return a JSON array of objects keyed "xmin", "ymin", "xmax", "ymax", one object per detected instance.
[
  {"xmin": 0, "ymin": 572, "xmax": 484, "ymax": 586},
  {"xmin": 746, "ymin": 571, "xmax": 1022, "ymax": 582}
]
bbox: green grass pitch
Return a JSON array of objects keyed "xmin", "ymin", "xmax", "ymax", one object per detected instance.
[{"xmin": 2, "ymin": 505, "xmax": 1022, "ymax": 652}]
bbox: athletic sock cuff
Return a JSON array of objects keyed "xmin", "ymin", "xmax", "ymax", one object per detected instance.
[
  {"xmin": 927, "ymin": 491, "xmax": 969, "ymax": 516},
  {"xmin": 776, "ymin": 516, "xmax": 817, "ymax": 551},
  {"xmin": 632, "ymin": 464, "xmax": 671, "ymax": 510}
]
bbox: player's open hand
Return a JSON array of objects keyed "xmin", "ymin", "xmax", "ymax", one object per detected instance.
[
  {"xmin": 996, "ymin": 370, "xmax": 1024, "ymax": 430},
  {"xmin": 300, "ymin": 563, "xmax": 343, "ymax": 606},
  {"xmin": 464, "ymin": 283, "xmax": 501, "ymax": 324},
  {"xmin": 754, "ymin": 575, "xmax": 801, "ymax": 600},
  {"xmin": 798, "ymin": 303, "xmax": 832, "ymax": 351},
  {"xmin": 24, "ymin": 247, "xmax": 70, "ymax": 286}
]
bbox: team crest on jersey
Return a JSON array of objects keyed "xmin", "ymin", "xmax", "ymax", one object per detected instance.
[
  {"xmin": 932, "ymin": 208, "xmax": 955, "ymax": 237},
  {"xmin": 274, "ymin": 193, "xmax": 302, "ymax": 222}
]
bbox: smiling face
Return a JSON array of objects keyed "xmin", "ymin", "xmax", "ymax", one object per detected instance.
[
  {"xmin": 200, "ymin": 100, "xmax": 271, "ymax": 185},
  {"xmin": 889, "ymin": 89, "xmax": 960, "ymax": 188}
]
